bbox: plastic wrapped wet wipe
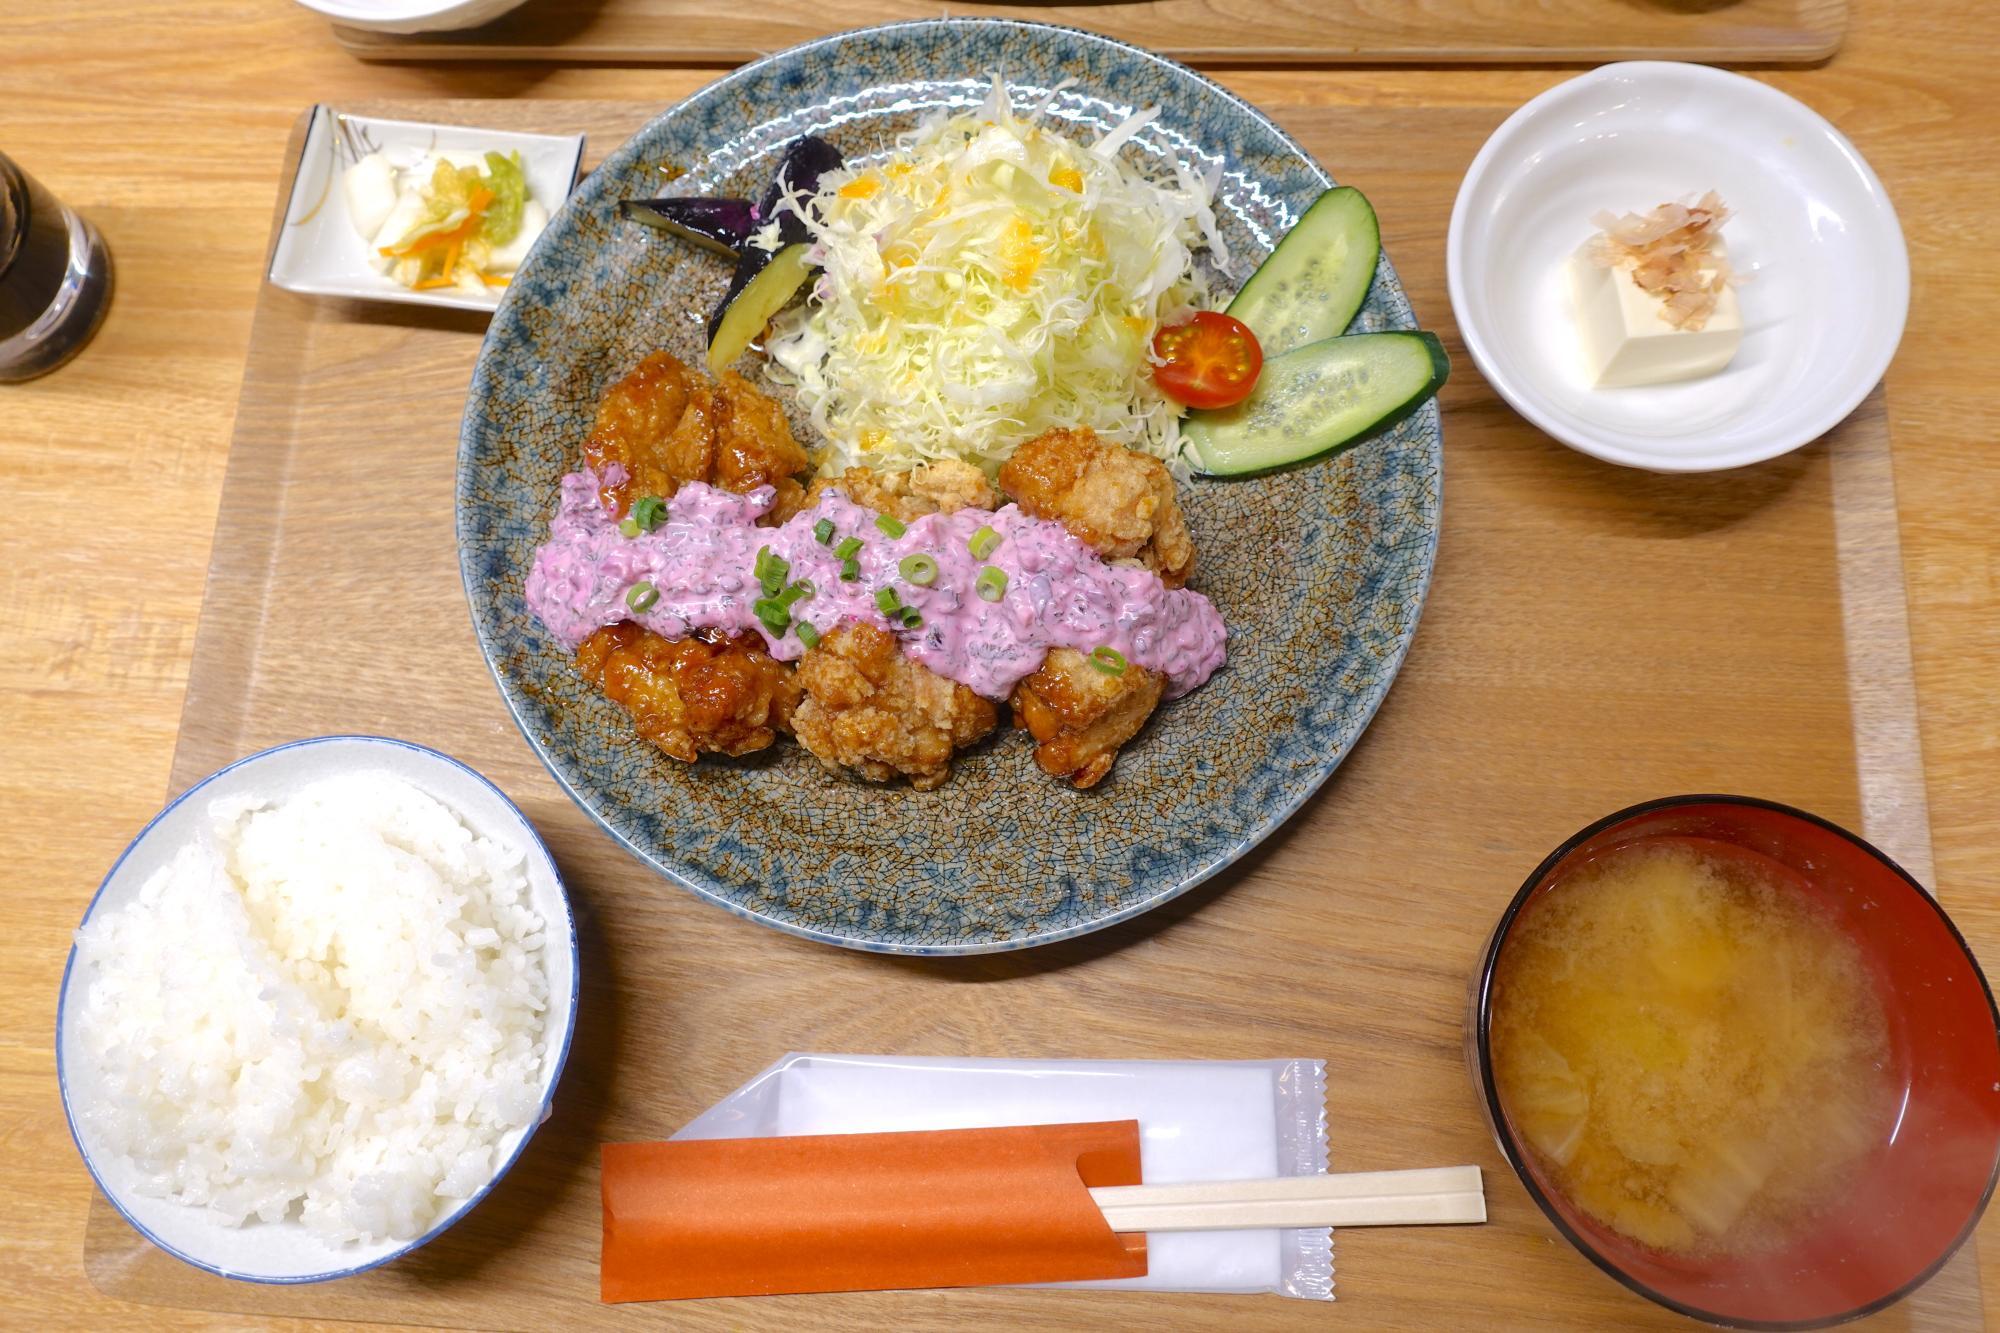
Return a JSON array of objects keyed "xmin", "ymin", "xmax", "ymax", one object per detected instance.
[{"xmin": 672, "ymin": 1053, "xmax": 1334, "ymax": 1299}]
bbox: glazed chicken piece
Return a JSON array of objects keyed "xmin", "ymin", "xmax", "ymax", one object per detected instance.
[
  {"xmin": 576, "ymin": 622, "xmax": 801, "ymax": 764},
  {"xmin": 997, "ymin": 427, "xmax": 1195, "ymax": 587},
  {"xmin": 580, "ymin": 350, "xmax": 690, "ymax": 510},
  {"xmin": 713, "ymin": 370, "xmax": 813, "ymax": 520},
  {"xmin": 1011, "ymin": 647, "xmax": 1167, "ymax": 789},
  {"xmin": 792, "ymin": 624, "xmax": 998, "ymax": 790},
  {"xmin": 806, "ymin": 458, "xmax": 999, "ymax": 522},
  {"xmin": 581, "ymin": 351, "xmax": 812, "ymax": 523}
]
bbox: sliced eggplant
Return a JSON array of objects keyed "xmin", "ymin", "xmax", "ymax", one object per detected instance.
[
  {"xmin": 1182, "ymin": 330, "xmax": 1448, "ymax": 477},
  {"xmin": 700, "ymin": 140, "xmax": 843, "ymax": 372},
  {"xmin": 754, "ymin": 135, "xmax": 844, "ymax": 245},
  {"xmin": 621, "ymin": 136, "xmax": 843, "ymax": 260},
  {"xmin": 618, "ymin": 197, "xmax": 755, "ymax": 257},
  {"xmin": 707, "ymin": 242, "xmax": 815, "ymax": 375}
]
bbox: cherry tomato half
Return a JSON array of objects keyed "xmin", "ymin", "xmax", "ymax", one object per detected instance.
[{"xmin": 1152, "ymin": 310, "xmax": 1263, "ymax": 409}]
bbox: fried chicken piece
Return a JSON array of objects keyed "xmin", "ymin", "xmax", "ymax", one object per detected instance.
[
  {"xmin": 806, "ymin": 458, "xmax": 1000, "ymax": 522},
  {"xmin": 581, "ymin": 352, "xmax": 811, "ymax": 523},
  {"xmin": 1011, "ymin": 647, "xmax": 1166, "ymax": 789},
  {"xmin": 713, "ymin": 370, "xmax": 813, "ymax": 522},
  {"xmin": 792, "ymin": 624, "xmax": 998, "ymax": 790},
  {"xmin": 576, "ymin": 622, "xmax": 800, "ymax": 764},
  {"xmin": 997, "ymin": 427, "xmax": 1195, "ymax": 587},
  {"xmin": 580, "ymin": 351, "xmax": 693, "ymax": 513}
]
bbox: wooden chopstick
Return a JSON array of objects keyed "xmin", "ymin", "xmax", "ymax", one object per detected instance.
[{"xmin": 1088, "ymin": 1166, "xmax": 1485, "ymax": 1232}]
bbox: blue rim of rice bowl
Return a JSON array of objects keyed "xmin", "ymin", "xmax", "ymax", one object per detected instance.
[{"xmin": 55, "ymin": 734, "xmax": 580, "ymax": 1284}]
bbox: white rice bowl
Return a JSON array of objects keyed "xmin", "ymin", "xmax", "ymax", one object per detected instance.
[{"xmin": 58, "ymin": 736, "xmax": 577, "ymax": 1282}]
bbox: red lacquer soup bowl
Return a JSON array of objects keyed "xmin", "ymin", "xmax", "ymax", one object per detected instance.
[{"xmin": 1468, "ymin": 795, "xmax": 2000, "ymax": 1328}]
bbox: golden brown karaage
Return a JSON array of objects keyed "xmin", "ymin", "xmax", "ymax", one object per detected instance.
[
  {"xmin": 791, "ymin": 623, "xmax": 998, "ymax": 791},
  {"xmin": 576, "ymin": 622, "xmax": 800, "ymax": 764},
  {"xmin": 806, "ymin": 458, "xmax": 998, "ymax": 522},
  {"xmin": 567, "ymin": 356, "xmax": 1211, "ymax": 790},
  {"xmin": 582, "ymin": 351, "xmax": 812, "ymax": 523},
  {"xmin": 997, "ymin": 426, "xmax": 1195, "ymax": 588},
  {"xmin": 1011, "ymin": 647, "xmax": 1168, "ymax": 789}
]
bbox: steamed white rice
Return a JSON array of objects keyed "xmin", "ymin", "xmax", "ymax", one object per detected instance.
[{"xmin": 71, "ymin": 773, "xmax": 551, "ymax": 1245}]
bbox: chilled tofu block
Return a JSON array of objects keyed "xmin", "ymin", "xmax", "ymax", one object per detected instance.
[{"xmin": 1569, "ymin": 248, "xmax": 1742, "ymax": 388}]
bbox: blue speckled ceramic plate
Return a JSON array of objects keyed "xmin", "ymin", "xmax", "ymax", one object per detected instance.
[{"xmin": 458, "ymin": 18, "xmax": 1442, "ymax": 954}]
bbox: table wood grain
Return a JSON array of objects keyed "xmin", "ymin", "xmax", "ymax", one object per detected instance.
[{"xmin": 3, "ymin": 3, "xmax": 1996, "ymax": 1328}]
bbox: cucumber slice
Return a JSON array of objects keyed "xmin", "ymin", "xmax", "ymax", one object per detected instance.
[
  {"xmin": 707, "ymin": 242, "xmax": 814, "ymax": 375},
  {"xmin": 1183, "ymin": 331, "xmax": 1448, "ymax": 477},
  {"xmin": 1225, "ymin": 186, "xmax": 1381, "ymax": 359}
]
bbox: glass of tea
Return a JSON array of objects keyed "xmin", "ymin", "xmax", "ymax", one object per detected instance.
[
  {"xmin": 1, "ymin": 153, "xmax": 113, "ymax": 383},
  {"xmin": 1468, "ymin": 795, "xmax": 2000, "ymax": 1328}
]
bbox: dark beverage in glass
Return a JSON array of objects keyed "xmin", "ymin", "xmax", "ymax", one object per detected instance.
[{"xmin": 1, "ymin": 154, "xmax": 113, "ymax": 382}]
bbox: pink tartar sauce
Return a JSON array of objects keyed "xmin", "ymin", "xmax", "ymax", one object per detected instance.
[{"xmin": 524, "ymin": 468, "xmax": 1228, "ymax": 701}]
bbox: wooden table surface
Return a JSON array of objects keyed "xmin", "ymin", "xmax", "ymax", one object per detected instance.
[{"xmin": 3, "ymin": 2, "xmax": 1995, "ymax": 1328}]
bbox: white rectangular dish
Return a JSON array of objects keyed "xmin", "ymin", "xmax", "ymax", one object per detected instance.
[{"xmin": 267, "ymin": 106, "xmax": 585, "ymax": 313}]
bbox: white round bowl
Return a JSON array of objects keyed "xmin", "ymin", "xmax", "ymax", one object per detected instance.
[
  {"xmin": 57, "ymin": 735, "xmax": 578, "ymax": 1283},
  {"xmin": 292, "ymin": 0, "xmax": 529, "ymax": 34},
  {"xmin": 1447, "ymin": 62, "xmax": 1909, "ymax": 472}
]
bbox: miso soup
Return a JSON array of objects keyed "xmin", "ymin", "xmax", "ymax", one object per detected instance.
[{"xmin": 1489, "ymin": 838, "xmax": 1897, "ymax": 1256}]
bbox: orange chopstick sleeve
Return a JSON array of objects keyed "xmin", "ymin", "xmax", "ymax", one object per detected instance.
[{"xmin": 601, "ymin": 1120, "xmax": 1149, "ymax": 1301}]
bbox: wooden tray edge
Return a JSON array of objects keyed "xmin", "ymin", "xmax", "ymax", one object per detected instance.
[{"xmin": 327, "ymin": 3, "xmax": 1849, "ymax": 66}]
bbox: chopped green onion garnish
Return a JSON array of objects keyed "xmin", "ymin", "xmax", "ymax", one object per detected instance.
[
  {"xmin": 898, "ymin": 553, "xmax": 939, "ymax": 586},
  {"xmin": 813, "ymin": 518, "xmax": 836, "ymax": 545},
  {"xmin": 631, "ymin": 495, "xmax": 667, "ymax": 531},
  {"xmin": 784, "ymin": 579, "xmax": 815, "ymax": 604},
  {"xmin": 754, "ymin": 545, "xmax": 789, "ymax": 598},
  {"xmin": 625, "ymin": 581, "xmax": 660, "ymax": 613},
  {"xmin": 619, "ymin": 517, "xmax": 642, "ymax": 538},
  {"xmin": 900, "ymin": 608, "xmax": 923, "ymax": 629},
  {"xmin": 975, "ymin": 566, "xmax": 1008, "ymax": 603},
  {"xmin": 840, "ymin": 557, "xmax": 861, "ymax": 582},
  {"xmin": 835, "ymin": 536, "xmax": 863, "ymax": 560},
  {"xmin": 968, "ymin": 525, "xmax": 1002, "ymax": 560},
  {"xmin": 753, "ymin": 597, "xmax": 790, "ymax": 634},
  {"xmin": 874, "ymin": 587, "xmax": 903, "ymax": 617},
  {"xmin": 874, "ymin": 514, "xmax": 907, "ymax": 539},
  {"xmin": 796, "ymin": 621, "xmax": 821, "ymax": 649},
  {"xmin": 1090, "ymin": 646, "xmax": 1128, "ymax": 677}
]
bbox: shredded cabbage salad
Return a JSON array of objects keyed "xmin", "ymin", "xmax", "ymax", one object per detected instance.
[{"xmin": 765, "ymin": 77, "xmax": 1228, "ymax": 476}]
